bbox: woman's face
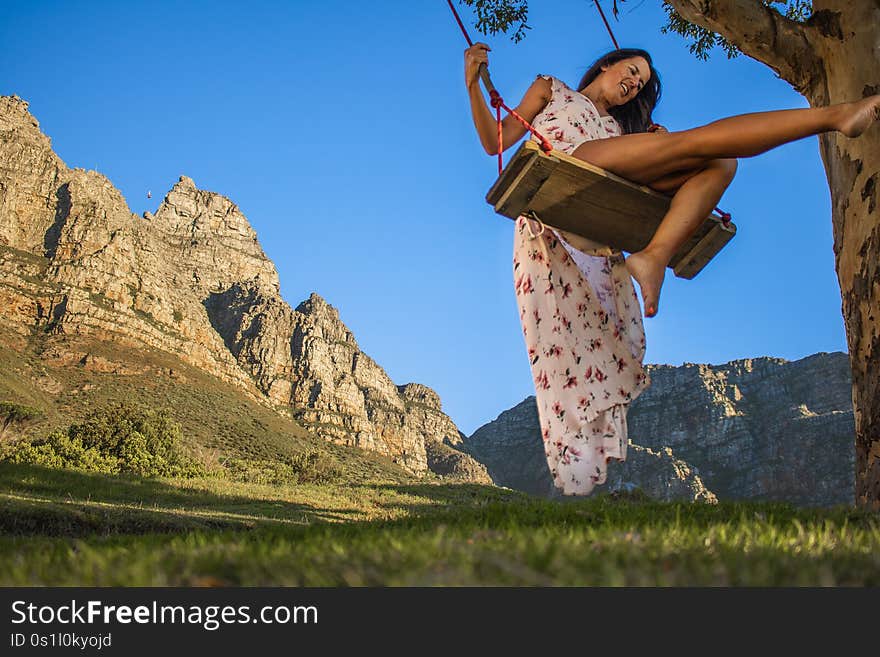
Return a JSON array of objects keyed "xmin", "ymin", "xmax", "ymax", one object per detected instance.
[{"xmin": 598, "ymin": 56, "xmax": 651, "ymax": 106}]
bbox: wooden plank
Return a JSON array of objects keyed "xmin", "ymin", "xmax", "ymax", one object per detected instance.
[
  {"xmin": 668, "ymin": 216, "xmax": 725, "ymax": 272},
  {"xmin": 669, "ymin": 219, "xmax": 714, "ymax": 270},
  {"xmin": 486, "ymin": 148, "xmax": 538, "ymax": 207},
  {"xmin": 528, "ymin": 165, "xmax": 668, "ymax": 252},
  {"xmin": 487, "ymin": 150, "xmax": 560, "ymax": 218},
  {"xmin": 486, "ymin": 140, "xmax": 738, "ymax": 279},
  {"xmin": 673, "ymin": 220, "xmax": 737, "ymax": 279}
]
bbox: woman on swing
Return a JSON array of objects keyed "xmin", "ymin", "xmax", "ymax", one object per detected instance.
[
  {"xmin": 463, "ymin": 44, "xmax": 879, "ymax": 496},
  {"xmin": 465, "ymin": 44, "xmax": 880, "ymax": 318}
]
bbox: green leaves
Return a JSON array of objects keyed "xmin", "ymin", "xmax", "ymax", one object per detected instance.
[
  {"xmin": 661, "ymin": 1, "xmax": 813, "ymax": 61},
  {"xmin": 457, "ymin": 0, "xmax": 531, "ymax": 42},
  {"xmin": 0, "ymin": 402, "xmax": 42, "ymax": 440},
  {"xmin": 780, "ymin": 0, "xmax": 812, "ymax": 22},
  {"xmin": 661, "ymin": 2, "xmax": 739, "ymax": 60},
  {"xmin": 455, "ymin": 1, "xmax": 813, "ymax": 59},
  {"xmin": 1, "ymin": 403, "xmax": 206, "ymax": 478}
]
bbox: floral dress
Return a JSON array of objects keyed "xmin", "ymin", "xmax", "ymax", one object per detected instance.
[{"xmin": 513, "ymin": 74, "xmax": 650, "ymax": 496}]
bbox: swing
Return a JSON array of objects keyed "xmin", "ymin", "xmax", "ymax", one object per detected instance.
[
  {"xmin": 448, "ymin": 0, "xmax": 737, "ymax": 279},
  {"xmin": 486, "ymin": 139, "xmax": 736, "ymax": 279}
]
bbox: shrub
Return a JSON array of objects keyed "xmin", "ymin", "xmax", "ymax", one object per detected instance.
[
  {"xmin": 0, "ymin": 402, "xmax": 43, "ymax": 441},
  {"xmin": 0, "ymin": 403, "xmax": 206, "ymax": 478},
  {"xmin": 222, "ymin": 448, "xmax": 342, "ymax": 486}
]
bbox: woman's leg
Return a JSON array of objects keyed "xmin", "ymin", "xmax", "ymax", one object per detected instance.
[
  {"xmin": 627, "ymin": 158, "xmax": 738, "ymax": 318},
  {"xmin": 571, "ymin": 96, "xmax": 880, "ymax": 185},
  {"xmin": 580, "ymin": 95, "xmax": 880, "ymax": 318},
  {"xmin": 646, "ymin": 167, "xmax": 706, "ymax": 195}
]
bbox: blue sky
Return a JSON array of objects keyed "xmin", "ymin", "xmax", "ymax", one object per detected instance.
[{"xmin": 1, "ymin": 1, "xmax": 845, "ymax": 436}]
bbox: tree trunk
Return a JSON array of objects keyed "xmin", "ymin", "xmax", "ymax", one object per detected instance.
[
  {"xmin": 668, "ymin": 0, "xmax": 880, "ymax": 508},
  {"xmin": 810, "ymin": 1, "xmax": 880, "ymax": 510}
]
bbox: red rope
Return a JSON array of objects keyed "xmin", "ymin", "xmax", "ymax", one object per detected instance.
[
  {"xmin": 594, "ymin": 1, "xmax": 620, "ymax": 50},
  {"xmin": 489, "ymin": 90, "xmax": 553, "ymax": 173},
  {"xmin": 495, "ymin": 95, "xmax": 503, "ymax": 172},
  {"xmin": 448, "ymin": 0, "xmax": 733, "ymax": 227},
  {"xmin": 447, "ymin": 0, "xmax": 552, "ymax": 172},
  {"xmin": 447, "ymin": 0, "xmax": 474, "ymax": 47},
  {"xmin": 593, "ymin": 2, "xmax": 732, "ymax": 226},
  {"xmin": 714, "ymin": 209, "xmax": 732, "ymax": 227}
]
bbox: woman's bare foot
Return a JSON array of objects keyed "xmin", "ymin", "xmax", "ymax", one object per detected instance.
[
  {"xmin": 625, "ymin": 250, "xmax": 666, "ymax": 318},
  {"xmin": 839, "ymin": 95, "xmax": 880, "ymax": 138}
]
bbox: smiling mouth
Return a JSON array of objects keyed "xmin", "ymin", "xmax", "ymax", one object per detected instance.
[{"xmin": 620, "ymin": 82, "xmax": 629, "ymax": 96}]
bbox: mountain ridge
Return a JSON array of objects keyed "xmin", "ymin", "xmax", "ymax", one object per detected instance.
[
  {"xmin": 0, "ymin": 93, "xmax": 489, "ymax": 483},
  {"xmin": 2, "ymin": 94, "xmax": 853, "ymax": 505},
  {"xmin": 465, "ymin": 351, "xmax": 855, "ymax": 506}
]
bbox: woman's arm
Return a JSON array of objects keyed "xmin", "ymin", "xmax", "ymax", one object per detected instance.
[{"xmin": 465, "ymin": 43, "xmax": 551, "ymax": 155}]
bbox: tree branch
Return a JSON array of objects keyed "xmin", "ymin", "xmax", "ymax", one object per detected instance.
[{"xmin": 667, "ymin": 0, "xmax": 822, "ymax": 95}]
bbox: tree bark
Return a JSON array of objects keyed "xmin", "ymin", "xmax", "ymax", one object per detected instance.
[{"xmin": 668, "ymin": 0, "xmax": 880, "ymax": 508}]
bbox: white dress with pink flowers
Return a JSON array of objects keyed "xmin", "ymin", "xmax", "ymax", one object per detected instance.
[{"xmin": 513, "ymin": 74, "xmax": 650, "ymax": 496}]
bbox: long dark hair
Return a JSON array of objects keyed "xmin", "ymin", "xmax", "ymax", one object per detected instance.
[{"xmin": 576, "ymin": 48, "xmax": 661, "ymax": 134}]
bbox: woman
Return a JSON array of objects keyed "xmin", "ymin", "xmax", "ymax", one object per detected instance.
[
  {"xmin": 466, "ymin": 44, "xmax": 880, "ymax": 317},
  {"xmin": 464, "ymin": 44, "xmax": 879, "ymax": 496}
]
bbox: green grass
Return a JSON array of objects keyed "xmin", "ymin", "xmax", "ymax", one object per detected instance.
[
  {"xmin": 2, "ymin": 295, "xmax": 878, "ymax": 586},
  {"xmin": 2, "ymin": 461, "xmax": 879, "ymax": 586},
  {"xmin": 0, "ymin": 337, "xmax": 415, "ymax": 487}
]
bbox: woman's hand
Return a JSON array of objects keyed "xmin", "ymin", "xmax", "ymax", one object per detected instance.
[
  {"xmin": 647, "ymin": 123, "xmax": 668, "ymax": 133},
  {"xmin": 465, "ymin": 42, "xmax": 490, "ymax": 89}
]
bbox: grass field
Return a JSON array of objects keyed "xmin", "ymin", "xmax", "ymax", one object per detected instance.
[
  {"xmin": 0, "ymin": 336, "xmax": 416, "ymax": 487},
  {"xmin": 2, "ymin": 319, "xmax": 878, "ymax": 587},
  {"xmin": 3, "ymin": 461, "xmax": 879, "ymax": 586}
]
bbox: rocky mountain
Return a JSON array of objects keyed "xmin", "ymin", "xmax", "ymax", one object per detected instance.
[
  {"xmin": 2, "ymin": 94, "xmax": 854, "ymax": 506},
  {"xmin": 465, "ymin": 353, "xmax": 855, "ymax": 507},
  {"xmin": 0, "ymin": 94, "xmax": 489, "ymax": 483},
  {"xmin": 464, "ymin": 396, "xmax": 717, "ymax": 503}
]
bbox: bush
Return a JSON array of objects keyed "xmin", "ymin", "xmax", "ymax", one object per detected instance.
[
  {"xmin": 0, "ymin": 403, "xmax": 206, "ymax": 478},
  {"xmin": 0, "ymin": 402, "xmax": 43, "ymax": 441},
  {"xmin": 222, "ymin": 448, "xmax": 342, "ymax": 486}
]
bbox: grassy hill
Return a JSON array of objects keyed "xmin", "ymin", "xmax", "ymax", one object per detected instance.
[
  {"xmin": 0, "ymin": 335, "xmax": 417, "ymax": 487},
  {"xmin": 3, "ymin": 336, "xmax": 880, "ymax": 586},
  {"xmin": 2, "ymin": 460, "xmax": 879, "ymax": 586}
]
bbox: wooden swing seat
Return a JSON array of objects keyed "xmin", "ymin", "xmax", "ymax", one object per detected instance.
[{"xmin": 485, "ymin": 140, "xmax": 737, "ymax": 279}]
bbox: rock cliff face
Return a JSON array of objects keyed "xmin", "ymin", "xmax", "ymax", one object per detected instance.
[
  {"xmin": 0, "ymin": 95, "xmax": 489, "ymax": 483},
  {"xmin": 465, "ymin": 397, "xmax": 717, "ymax": 503},
  {"xmin": 465, "ymin": 353, "xmax": 855, "ymax": 506},
  {"xmin": 629, "ymin": 354, "xmax": 854, "ymax": 506},
  {"xmin": 3, "ymin": 94, "xmax": 852, "ymax": 503}
]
